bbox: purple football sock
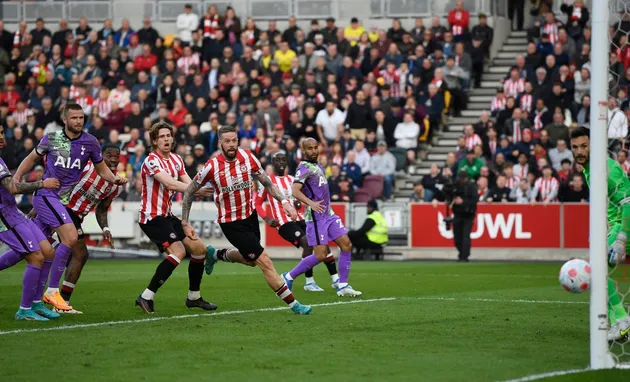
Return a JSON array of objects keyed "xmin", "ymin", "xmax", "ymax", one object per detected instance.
[
  {"xmin": 338, "ymin": 251, "xmax": 351, "ymax": 284},
  {"xmin": 289, "ymin": 254, "xmax": 321, "ymax": 280},
  {"xmin": 48, "ymin": 243, "xmax": 72, "ymax": 289},
  {"xmin": 20, "ymin": 264, "xmax": 41, "ymax": 309},
  {"xmin": 35, "ymin": 260, "xmax": 52, "ymax": 301},
  {"xmin": 0, "ymin": 250, "xmax": 22, "ymax": 271}
]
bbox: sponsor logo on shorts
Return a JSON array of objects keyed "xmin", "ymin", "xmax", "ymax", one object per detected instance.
[
  {"xmin": 77, "ymin": 228, "xmax": 83, "ymax": 236},
  {"xmin": 294, "ymin": 231, "xmax": 300, "ymax": 237},
  {"xmin": 247, "ymin": 253, "xmax": 256, "ymax": 259},
  {"xmin": 170, "ymin": 233, "xmax": 177, "ymax": 239},
  {"xmin": 320, "ymin": 234, "xmax": 325, "ymax": 242}
]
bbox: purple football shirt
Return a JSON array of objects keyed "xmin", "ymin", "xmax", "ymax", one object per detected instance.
[
  {"xmin": 293, "ymin": 161, "xmax": 334, "ymax": 222},
  {"xmin": 35, "ymin": 130, "xmax": 103, "ymax": 204}
]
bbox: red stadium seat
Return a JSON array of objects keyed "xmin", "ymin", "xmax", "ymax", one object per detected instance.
[
  {"xmin": 362, "ymin": 175, "xmax": 385, "ymax": 199},
  {"xmin": 353, "ymin": 189, "xmax": 372, "ymax": 203}
]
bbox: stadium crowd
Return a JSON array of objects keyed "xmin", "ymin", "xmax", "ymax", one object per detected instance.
[
  {"xmin": 410, "ymin": 0, "xmax": 630, "ymax": 205},
  {"xmin": 0, "ymin": 1, "xmax": 496, "ymax": 206}
]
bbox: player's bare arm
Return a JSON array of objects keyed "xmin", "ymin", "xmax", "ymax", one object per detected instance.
[
  {"xmin": 94, "ymin": 161, "xmax": 127, "ymax": 185},
  {"xmin": 13, "ymin": 149, "xmax": 40, "ymax": 181},
  {"xmin": 255, "ymin": 170, "xmax": 297, "ymax": 219},
  {"xmin": 181, "ymin": 179, "xmax": 202, "ymax": 239},
  {"xmin": 292, "ymin": 182, "xmax": 325, "ymax": 214},
  {"xmin": 95, "ymin": 199, "xmax": 114, "ymax": 248},
  {"xmin": 153, "ymin": 171, "xmax": 189, "ymax": 193},
  {"xmin": 0, "ymin": 175, "xmax": 60, "ymax": 195}
]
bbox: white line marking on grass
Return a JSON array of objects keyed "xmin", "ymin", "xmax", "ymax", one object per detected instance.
[
  {"xmin": 499, "ymin": 368, "xmax": 589, "ymax": 382},
  {"xmin": 413, "ymin": 297, "xmax": 589, "ymax": 305},
  {"xmin": 0, "ymin": 296, "xmax": 588, "ymax": 336},
  {"xmin": 0, "ymin": 297, "xmax": 397, "ymax": 336}
]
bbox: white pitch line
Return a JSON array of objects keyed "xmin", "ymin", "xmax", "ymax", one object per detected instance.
[
  {"xmin": 499, "ymin": 368, "xmax": 589, "ymax": 382},
  {"xmin": 0, "ymin": 297, "xmax": 397, "ymax": 336},
  {"xmin": 412, "ymin": 296, "xmax": 589, "ymax": 305},
  {"xmin": 0, "ymin": 296, "xmax": 589, "ymax": 336}
]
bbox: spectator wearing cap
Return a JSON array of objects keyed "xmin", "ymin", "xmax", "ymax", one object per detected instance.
[
  {"xmin": 108, "ymin": 80, "xmax": 131, "ymax": 109},
  {"xmin": 344, "ymin": 18, "xmax": 365, "ymax": 47},
  {"xmin": 369, "ymin": 141, "xmax": 397, "ymax": 199},
  {"xmin": 176, "ymin": 4, "xmax": 198, "ymax": 45},
  {"xmin": 448, "ymin": 0, "xmax": 470, "ymax": 41},
  {"xmin": 322, "ymin": 18, "xmax": 338, "ymax": 45}
]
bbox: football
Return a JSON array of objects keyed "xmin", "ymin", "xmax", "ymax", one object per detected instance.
[{"xmin": 558, "ymin": 259, "xmax": 591, "ymax": 293}]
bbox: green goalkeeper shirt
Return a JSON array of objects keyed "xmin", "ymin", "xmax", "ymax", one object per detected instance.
[{"xmin": 583, "ymin": 157, "xmax": 630, "ymax": 233}]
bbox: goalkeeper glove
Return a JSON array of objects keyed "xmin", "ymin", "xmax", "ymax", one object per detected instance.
[{"xmin": 608, "ymin": 232, "xmax": 628, "ymax": 266}]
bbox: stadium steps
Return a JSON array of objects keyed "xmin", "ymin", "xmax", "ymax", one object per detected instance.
[{"xmin": 396, "ymin": 30, "xmax": 528, "ymax": 198}]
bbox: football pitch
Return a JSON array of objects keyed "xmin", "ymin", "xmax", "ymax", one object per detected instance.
[{"xmin": 1, "ymin": 260, "xmax": 630, "ymax": 382}]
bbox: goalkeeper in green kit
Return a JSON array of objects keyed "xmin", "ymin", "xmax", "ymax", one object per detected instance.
[{"xmin": 570, "ymin": 126, "xmax": 630, "ymax": 342}]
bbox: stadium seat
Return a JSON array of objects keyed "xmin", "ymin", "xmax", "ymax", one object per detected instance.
[
  {"xmin": 353, "ymin": 189, "xmax": 372, "ymax": 203},
  {"xmin": 389, "ymin": 147, "xmax": 408, "ymax": 171},
  {"xmin": 362, "ymin": 175, "xmax": 384, "ymax": 199}
]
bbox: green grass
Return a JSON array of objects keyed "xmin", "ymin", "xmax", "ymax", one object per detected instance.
[{"xmin": 1, "ymin": 260, "xmax": 629, "ymax": 382}]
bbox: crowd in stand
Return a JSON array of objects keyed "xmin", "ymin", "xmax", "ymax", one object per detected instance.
[
  {"xmin": 411, "ymin": 0, "xmax": 628, "ymax": 205},
  {"xmin": 0, "ymin": 0, "xmax": 496, "ymax": 205}
]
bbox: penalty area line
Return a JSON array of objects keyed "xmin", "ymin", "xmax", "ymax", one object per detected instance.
[
  {"xmin": 499, "ymin": 368, "xmax": 590, "ymax": 382},
  {"xmin": 0, "ymin": 297, "xmax": 398, "ymax": 336}
]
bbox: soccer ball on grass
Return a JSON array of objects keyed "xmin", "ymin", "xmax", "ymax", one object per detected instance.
[{"xmin": 558, "ymin": 259, "xmax": 591, "ymax": 293}]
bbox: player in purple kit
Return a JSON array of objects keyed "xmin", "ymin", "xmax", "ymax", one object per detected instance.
[
  {"xmin": 283, "ymin": 138, "xmax": 362, "ymax": 297},
  {"xmin": 0, "ymin": 125, "xmax": 62, "ymax": 320},
  {"xmin": 9, "ymin": 103, "xmax": 127, "ymax": 313}
]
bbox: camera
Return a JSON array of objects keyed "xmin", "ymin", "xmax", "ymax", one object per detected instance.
[{"xmin": 440, "ymin": 177, "xmax": 456, "ymax": 230}]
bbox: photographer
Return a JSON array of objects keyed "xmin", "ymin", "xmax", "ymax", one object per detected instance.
[{"xmin": 448, "ymin": 169, "xmax": 479, "ymax": 262}]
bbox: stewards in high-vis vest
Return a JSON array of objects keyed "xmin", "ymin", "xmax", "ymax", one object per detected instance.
[{"xmin": 348, "ymin": 200, "xmax": 388, "ymax": 257}]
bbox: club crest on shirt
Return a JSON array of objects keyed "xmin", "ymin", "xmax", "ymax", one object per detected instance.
[
  {"xmin": 175, "ymin": 164, "xmax": 181, "ymax": 171},
  {"xmin": 240, "ymin": 165, "xmax": 248, "ymax": 173}
]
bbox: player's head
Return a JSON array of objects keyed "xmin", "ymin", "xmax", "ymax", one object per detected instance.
[
  {"xmin": 272, "ymin": 152, "xmax": 287, "ymax": 175},
  {"xmin": 218, "ymin": 125, "xmax": 238, "ymax": 160},
  {"xmin": 570, "ymin": 126, "xmax": 590, "ymax": 166},
  {"xmin": 0, "ymin": 124, "xmax": 5, "ymax": 149},
  {"xmin": 62, "ymin": 103, "xmax": 85, "ymax": 135},
  {"xmin": 149, "ymin": 121, "xmax": 174, "ymax": 154},
  {"xmin": 102, "ymin": 144, "xmax": 121, "ymax": 172},
  {"xmin": 301, "ymin": 138, "xmax": 319, "ymax": 163}
]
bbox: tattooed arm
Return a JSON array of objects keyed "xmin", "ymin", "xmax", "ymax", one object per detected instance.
[
  {"xmin": 254, "ymin": 171, "xmax": 286, "ymax": 203},
  {"xmin": 0, "ymin": 176, "xmax": 59, "ymax": 195},
  {"xmin": 254, "ymin": 171, "xmax": 297, "ymax": 220},
  {"xmin": 181, "ymin": 179, "xmax": 202, "ymax": 230}
]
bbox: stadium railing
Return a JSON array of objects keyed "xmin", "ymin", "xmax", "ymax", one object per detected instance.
[{"xmin": 1, "ymin": 0, "xmax": 502, "ymax": 24}]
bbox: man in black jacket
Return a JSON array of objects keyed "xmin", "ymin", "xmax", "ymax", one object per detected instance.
[{"xmin": 451, "ymin": 169, "xmax": 478, "ymax": 262}]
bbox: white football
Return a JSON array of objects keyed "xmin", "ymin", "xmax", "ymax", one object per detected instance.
[{"xmin": 559, "ymin": 259, "xmax": 591, "ymax": 293}]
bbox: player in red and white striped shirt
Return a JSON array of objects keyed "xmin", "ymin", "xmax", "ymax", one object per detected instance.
[
  {"xmin": 135, "ymin": 121, "xmax": 217, "ymax": 314},
  {"xmin": 55, "ymin": 144, "xmax": 123, "ymax": 308},
  {"xmin": 531, "ymin": 166, "xmax": 559, "ymax": 203},
  {"xmin": 181, "ymin": 125, "xmax": 312, "ymax": 315},
  {"xmin": 254, "ymin": 153, "xmax": 339, "ymax": 292}
]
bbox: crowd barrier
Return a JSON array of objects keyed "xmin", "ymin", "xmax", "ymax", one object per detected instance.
[{"xmin": 81, "ymin": 202, "xmax": 589, "ymax": 250}]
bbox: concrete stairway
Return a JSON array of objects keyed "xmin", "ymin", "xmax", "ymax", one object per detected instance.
[{"xmin": 394, "ymin": 31, "xmax": 530, "ymax": 200}]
